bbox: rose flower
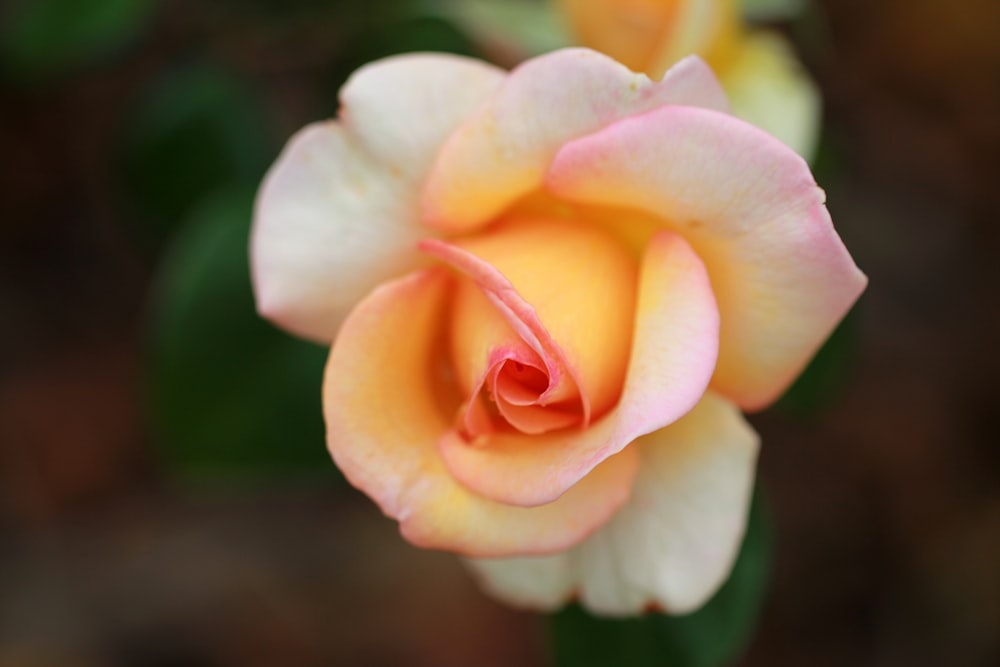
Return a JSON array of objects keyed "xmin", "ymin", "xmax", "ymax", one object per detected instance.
[{"xmin": 251, "ymin": 48, "xmax": 866, "ymax": 615}]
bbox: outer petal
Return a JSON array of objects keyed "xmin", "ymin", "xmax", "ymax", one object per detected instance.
[
  {"xmin": 422, "ymin": 49, "xmax": 729, "ymax": 232},
  {"xmin": 251, "ymin": 54, "xmax": 505, "ymax": 342},
  {"xmin": 721, "ymin": 31, "xmax": 821, "ymax": 160},
  {"xmin": 466, "ymin": 392, "xmax": 760, "ymax": 615},
  {"xmin": 436, "ymin": 230, "xmax": 719, "ymax": 507},
  {"xmin": 324, "ymin": 269, "xmax": 639, "ymax": 557},
  {"xmin": 547, "ymin": 105, "xmax": 867, "ymax": 410}
]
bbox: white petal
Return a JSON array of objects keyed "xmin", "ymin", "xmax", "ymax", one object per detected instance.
[
  {"xmin": 251, "ymin": 54, "xmax": 505, "ymax": 342},
  {"xmin": 467, "ymin": 553, "xmax": 575, "ymax": 610}
]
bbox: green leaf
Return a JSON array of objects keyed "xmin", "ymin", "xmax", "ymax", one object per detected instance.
[
  {"xmin": 148, "ymin": 186, "xmax": 338, "ymax": 482},
  {"xmin": 117, "ymin": 65, "xmax": 274, "ymax": 250},
  {"xmin": 550, "ymin": 490, "xmax": 772, "ymax": 667},
  {"xmin": 1, "ymin": 0, "xmax": 157, "ymax": 78}
]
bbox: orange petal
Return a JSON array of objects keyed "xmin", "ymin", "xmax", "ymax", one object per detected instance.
[{"xmin": 324, "ymin": 268, "xmax": 638, "ymax": 557}]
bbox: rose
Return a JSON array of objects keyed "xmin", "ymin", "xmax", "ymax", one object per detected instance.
[
  {"xmin": 251, "ymin": 48, "xmax": 866, "ymax": 615},
  {"xmin": 556, "ymin": 0, "xmax": 821, "ymax": 158}
]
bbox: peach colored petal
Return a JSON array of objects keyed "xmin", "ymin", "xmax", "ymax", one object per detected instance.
[
  {"xmin": 324, "ymin": 269, "xmax": 639, "ymax": 557},
  {"xmin": 251, "ymin": 54, "xmax": 504, "ymax": 343},
  {"xmin": 465, "ymin": 391, "xmax": 759, "ymax": 615},
  {"xmin": 435, "ymin": 230, "xmax": 719, "ymax": 507},
  {"xmin": 435, "ymin": 218, "xmax": 639, "ymax": 421},
  {"xmin": 547, "ymin": 105, "xmax": 867, "ymax": 410},
  {"xmin": 421, "ymin": 49, "xmax": 729, "ymax": 232}
]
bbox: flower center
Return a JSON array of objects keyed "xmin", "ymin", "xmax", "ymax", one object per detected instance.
[{"xmin": 423, "ymin": 214, "xmax": 639, "ymax": 442}]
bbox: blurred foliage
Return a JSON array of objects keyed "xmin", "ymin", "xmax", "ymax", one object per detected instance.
[
  {"xmin": 0, "ymin": 0, "xmax": 158, "ymax": 80},
  {"xmin": 420, "ymin": 0, "xmax": 571, "ymax": 58},
  {"xmin": 134, "ymin": 3, "xmax": 484, "ymax": 480},
  {"xmin": 740, "ymin": 0, "xmax": 806, "ymax": 22},
  {"xmin": 148, "ymin": 187, "xmax": 336, "ymax": 481},
  {"xmin": 776, "ymin": 305, "xmax": 862, "ymax": 416},
  {"xmin": 118, "ymin": 65, "xmax": 274, "ymax": 250},
  {"xmin": 550, "ymin": 490, "xmax": 772, "ymax": 667},
  {"xmin": 324, "ymin": 12, "xmax": 480, "ymax": 106}
]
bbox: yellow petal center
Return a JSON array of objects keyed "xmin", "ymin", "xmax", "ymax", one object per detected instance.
[{"xmin": 444, "ymin": 215, "xmax": 639, "ymax": 436}]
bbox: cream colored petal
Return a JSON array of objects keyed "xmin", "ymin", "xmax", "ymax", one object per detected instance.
[
  {"xmin": 572, "ymin": 392, "xmax": 759, "ymax": 615},
  {"xmin": 465, "ymin": 392, "xmax": 759, "ymax": 615},
  {"xmin": 251, "ymin": 54, "xmax": 505, "ymax": 342}
]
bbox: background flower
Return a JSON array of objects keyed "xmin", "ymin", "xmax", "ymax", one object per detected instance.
[
  {"xmin": 556, "ymin": 0, "xmax": 821, "ymax": 158},
  {"xmin": 432, "ymin": 0, "xmax": 821, "ymax": 158}
]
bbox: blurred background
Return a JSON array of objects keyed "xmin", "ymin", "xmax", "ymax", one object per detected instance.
[{"xmin": 1, "ymin": 0, "xmax": 998, "ymax": 665}]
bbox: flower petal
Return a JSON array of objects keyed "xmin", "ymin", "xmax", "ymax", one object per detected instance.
[
  {"xmin": 339, "ymin": 53, "xmax": 506, "ymax": 185},
  {"xmin": 422, "ymin": 49, "xmax": 729, "ymax": 232},
  {"xmin": 466, "ymin": 391, "xmax": 760, "ymax": 615},
  {"xmin": 436, "ymin": 230, "xmax": 719, "ymax": 507},
  {"xmin": 324, "ymin": 268, "xmax": 639, "ymax": 557},
  {"xmin": 547, "ymin": 104, "xmax": 867, "ymax": 410},
  {"xmin": 556, "ymin": 0, "xmax": 684, "ymax": 75},
  {"xmin": 251, "ymin": 54, "xmax": 505, "ymax": 342},
  {"xmin": 720, "ymin": 30, "xmax": 821, "ymax": 160}
]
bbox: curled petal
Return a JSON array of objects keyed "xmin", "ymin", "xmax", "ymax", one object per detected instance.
[
  {"xmin": 466, "ymin": 392, "xmax": 760, "ymax": 615},
  {"xmin": 251, "ymin": 54, "xmax": 504, "ymax": 343},
  {"xmin": 425, "ymin": 236, "xmax": 587, "ymax": 422},
  {"xmin": 429, "ymin": 218, "xmax": 639, "ymax": 422},
  {"xmin": 547, "ymin": 104, "xmax": 867, "ymax": 409},
  {"xmin": 435, "ymin": 230, "xmax": 719, "ymax": 507},
  {"xmin": 422, "ymin": 49, "xmax": 729, "ymax": 232},
  {"xmin": 324, "ymin": 269, "xmax": 638, "ymax": 557}
]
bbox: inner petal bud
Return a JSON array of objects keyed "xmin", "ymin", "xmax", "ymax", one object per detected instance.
[
  {"xmin": 490, "ymin": 358, "xmax": 581, "ymax": 435},
  {"xmin": 450, "ymin": 279, "xmax": 582, "ymax": 439},
  {"xmin": 427, "ymin": 214, "xmax": 639, "ymax": 439},
  {"xmin": 495, "ymin": 360, "xmax": 548, "ymax": 404},
  {"xmin": 445, "ymin": 216, "xmax": 639, "ymax": 420}
]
